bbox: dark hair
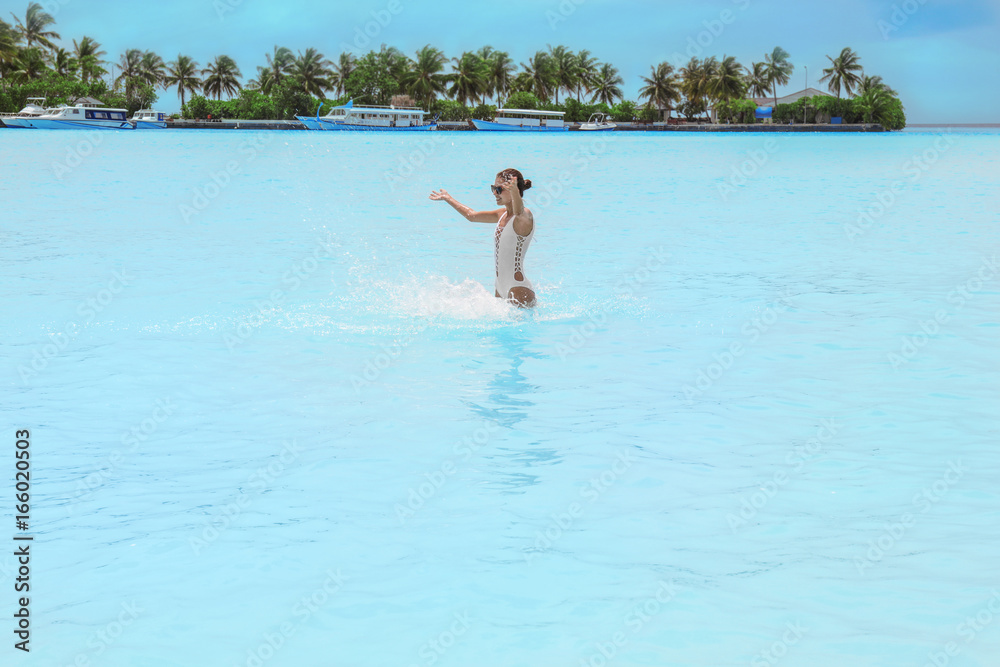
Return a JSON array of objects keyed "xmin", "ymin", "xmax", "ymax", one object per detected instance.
[{"xmin": 497, "ymin": 168, "xmax": 532, "ymax": 195}]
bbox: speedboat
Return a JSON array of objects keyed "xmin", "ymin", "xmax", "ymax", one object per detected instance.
[
  {"xmin": 2, "ymin": 103, "xmax": 132, "ymax": 130},
  {"xmin": 0, "ymin": 97, "xmax": 49, "ymax": 128},
  {"xmin": 579, "ymin": 113, "xmax": 616, "ymax": 131},
  {"xmin": 297, "ymin": 100, "xmax": 436, "ymax": 131},
  {"xmin": 130, "ymin": 109, "xmax": 168, "ymax": 129},
  {"xmin": 471, "ymin": 108, "xmax": 568, "ymax": 132}
]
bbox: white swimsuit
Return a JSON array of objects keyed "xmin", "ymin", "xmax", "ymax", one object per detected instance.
[{"xmin": 494, "ymin": 210, "xmax": 534, "ymax": 299}]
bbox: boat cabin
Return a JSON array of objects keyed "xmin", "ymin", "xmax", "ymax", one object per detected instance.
[
  {"xmin": 494, "ymin": 108, "xmax": 566, "ymax": 129},
  {"xmin": 21, "ymin": 98, "xmax": 48, "ymax": 115},
  {"xmin": 83, "ymin": 108, "xmax": 128, "ymax": 121},
  {"xmin": 132, "ymin": 110, "xmax": 167, "ymax": 122},
  {"xmin": 324, "ymin": 104, "xmax": 428, "ymax": 127}
]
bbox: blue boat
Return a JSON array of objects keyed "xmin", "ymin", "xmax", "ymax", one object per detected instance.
[
  {"xmin": 0, "ymin": 97, "xmax": 48, "ymax": 128},
  {"xmin": 471, "ymin": 108, "xmax": 568, "ymax": 132},
  {"xmin": 2, "ymin": 103, "xmax": 132, "ymax": 130},
  {"xmin": 297, "ymin": 100, "xmax": 436, "ymax": 131},
  {"xmin": 130, "ymin": 110, "xmax": 169, "ymax": 129}
]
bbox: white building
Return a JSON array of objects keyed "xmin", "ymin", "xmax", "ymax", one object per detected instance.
[{"xmin": 750, "ymin": 87, "xmax": 834, "ymax": 108}]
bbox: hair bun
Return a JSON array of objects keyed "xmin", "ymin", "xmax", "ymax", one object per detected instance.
[{"xmin": 522, "ymin": 179, "xmax": 532, "ymax": 191}]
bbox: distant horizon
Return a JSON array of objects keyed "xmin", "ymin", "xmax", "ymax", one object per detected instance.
[{"xmin": 6, "ymin": 0, "xmax": 997, "ymax": 124}]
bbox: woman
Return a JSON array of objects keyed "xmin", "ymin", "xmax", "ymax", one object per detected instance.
[{"xmin": 430, "ymin": 168, "xmax": 537, "ymax": 308}]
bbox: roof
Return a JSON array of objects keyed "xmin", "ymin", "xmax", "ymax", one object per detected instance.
[
  {"xmin": 323, "ymin": 99, "xmax": 426, "ymax": 114},
  {"xmin": 750, "ymin": 88, "xmax": 834, "ymax": 107},
  {"xmin": 70, "ymin": 96, "xmax": 106, "ymax": 106},
  {"xmin": 332, "ymin": 107, "xmax": 426, "ymax": 114},
  {"xmin": 497, "ymin": 108, "xmax": 566, "ymax": 116}
]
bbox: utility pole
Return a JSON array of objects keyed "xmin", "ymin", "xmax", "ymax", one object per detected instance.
[{"xmin": 804, "ymin": 66, "xmax": 808, "ymax": 124}]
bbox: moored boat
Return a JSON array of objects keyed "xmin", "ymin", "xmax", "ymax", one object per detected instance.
[
  {"xmin": 579, "ymin": 112, "xmax": 616, "ymax": 131},
  {"xmin": 130, "ymin": 109, "xmax": 169, "ymax": 129},
  {"xmin": 2, "ymin": 102, "xmax": 132, "ymax": 130},
  {"xmin": 0, "ymin": 97, "xmax": 49, "ymax": 128},
  {"xmin": 471, "ymin": 108, "xmax": 568, "ymax": 132},
  {"xmin": 297, "ymin": 100, "xmax": 436, "ymax": 131}
]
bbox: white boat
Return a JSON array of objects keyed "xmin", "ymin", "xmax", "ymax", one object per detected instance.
[
  {"xmin": 579, "ymin": 112, "xmax": 616, "ymax": 131},
  {"xmin": 471, "ymin": 108, "xmax": 568, "ymax": 132},
  {"xmin": 0, "ymin": 97, "xmax": 49, "ymax": 127},
  {"xmin": 130, "ymin": 109, "xmax": 169, "ymax": 129},
  {"xmin": 2, "ymin": 102, "xmax": 132, "ymax": 130},
  {"xmin": 297, "ymin": 100, "xmax": 436, "ymax": 131}
]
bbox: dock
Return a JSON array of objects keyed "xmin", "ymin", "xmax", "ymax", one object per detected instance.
[{"xmin": 2, "ymin": 118, "xmax": 885, "ymax": 132}]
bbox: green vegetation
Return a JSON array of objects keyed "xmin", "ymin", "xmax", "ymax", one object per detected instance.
[
  {"xmin": 0, "ymin": 4, "xmax": 907, "ymax": 129},
  {"xmin": 715, "ymin": 98, "xmax": 758, "ymax": 124}
]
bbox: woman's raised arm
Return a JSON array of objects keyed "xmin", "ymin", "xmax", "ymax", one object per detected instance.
[{"xmin": 430, "ymin": 189, "xmax": 502, "ymax": 223}]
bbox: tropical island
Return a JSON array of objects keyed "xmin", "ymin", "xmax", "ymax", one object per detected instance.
[{"xmin": 0, "ymin": 2, "xmax": 905, "ymax": 130}]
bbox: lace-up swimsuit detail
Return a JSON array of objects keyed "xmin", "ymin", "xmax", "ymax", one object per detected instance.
[{"xmin": 494, "ymin": 210, "xmax": 534, "ymax": 299}]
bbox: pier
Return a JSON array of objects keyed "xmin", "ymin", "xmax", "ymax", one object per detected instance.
[
  {"xmin": 1, "ymin": 119, "xmax": 885, "ymax": 132},
  {"xmin": 164, "ymin": 120, "xmax": 886, "ymax": 132}
]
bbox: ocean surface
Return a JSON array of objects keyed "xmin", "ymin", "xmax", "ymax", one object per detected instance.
[{"xmin": 1, "ymin": 127, "xmax": 998, "ymax": 666}]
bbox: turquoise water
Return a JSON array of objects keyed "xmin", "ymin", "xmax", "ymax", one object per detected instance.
[{"xmin": 2, "ymin": 128, "xmax": 998, "ymax": 666}]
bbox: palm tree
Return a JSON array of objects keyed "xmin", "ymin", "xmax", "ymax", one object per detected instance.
[
  {"xmin": 745, "ymin": 62, "xmax": 769, "ymax": 99},
  {"xmin": 591, "ymin": 62, "xmax": 623, "ymax": 105},
  {"xmin": 47, "ymin": 46, "xmax": 75, "ymax": 76},
  {"xmin": 858, "ymin": 73, "xmax": 896, "ymax": 97},
  {"xmin": 115, "ymin": 49, "xmax": 145, "ymax": 99},
  {"xmin": 404, "ymin": 45, "xmax": 448, "ymax": 110},
  {"xmin": 201, "ymin": 55, "xmax": 242, "ymax": 99},
  {"xmin": 510, "ymin": 71, "xmax": 533, "ymax": 97},
  {"xmin": 474, "ymin": 46, "xmax": 496, "ymax": 101},
  {"xmin": 255, "ymin": 46, "xmax": 293, "ymax": 94},
  {"xmin": 140, "ymin": 51, "xmax": 166, "ymax": 88},
  {"xmin": 331, "ymin": 52, "xmax": 355, "ymax": 98},
  {"xmin": 11, "ymin": 47, "xmax": 46, "ymax": 81},
  {"xmin": 709, "ymin": 56, "xmax": 746, "ymax": 120},
  {"xmin": 0, "ymin": 19, "xmax": 20, "ymax": 70},
  {"xmin": 73, "ymin": 36, "xmax": 105, "ymax": 84},
  {"xmin": 449, "ymin": 51, "xmax": 487, "ymax": 106},
  {"xmin": 573, "ymin": 49, "xmax": 599, "ymax": 103},
  {"xmin": 164, "ymin": 55, "xmax": 201, "ymax": 107},
  {"xmin": 291, "ymin": 48, "xmax": 332, "ymax": 97},
  {"xmin": 681, "ymin": 56, "xmax": 718, "ymax": 111},
  {"xmin": 485, "ymin": 50, "xmax": 514, "ymax": 107},
  {"xmin": 10, "ymin": 2, "xmax": 59, "ymax": 51},
  {"xmin": 520, "ymin": 50, "xmax": 555, "ymax": 103},
  {"xmin": 819, "ymin": 47, "xmax": 863, "ymax": 98},
  {"xmin": 638, "ymin": 62, "xmax": 681, "ymax": 119},
  {"xmin": 763, "ymin": 46, "xmax": 794, "ymax": 109},
  {"xmin": 547, "ymin": 45, "xmax": 578, "ymax": 105},
  {"xmin": 855, "ymin": 86, "xmax": 893, "ymax": 124},
  {"xmin": 381, "ymin": 45, "xmax": 409, "ymax": 84},
  {"xmin": 475, "ymin": 45, "xmax": 494, "ymax": 66}
]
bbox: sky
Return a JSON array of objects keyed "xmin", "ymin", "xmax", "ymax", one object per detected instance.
[{"xmin": 8, "ymin": 0, "xmax": 999, "ymax": 123}]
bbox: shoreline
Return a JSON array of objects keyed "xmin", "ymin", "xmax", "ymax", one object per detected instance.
[
  {"xmin": 0, "ymin": 119, "xmax": 886, "ymax": 132},
  {"xmin": 148, "ymin": 119, "xmax": 890, "ymax": 132}
]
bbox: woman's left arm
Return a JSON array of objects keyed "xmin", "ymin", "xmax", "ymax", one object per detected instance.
[
  {"xmin": 503, "ymin": 177, "xmax": 534, "ymax": 236},
  {"xmin": 505, "ymin": 177, "xmax": 525, "ymax": 216}
]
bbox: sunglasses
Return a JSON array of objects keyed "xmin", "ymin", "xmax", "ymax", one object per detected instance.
[{"xmin": 491, "ymin": 185, "xmax": 504, "ymax": 195}]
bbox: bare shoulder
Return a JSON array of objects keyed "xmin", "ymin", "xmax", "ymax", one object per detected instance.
[{"xmin": 512, "ymin": 207, "xmax": 534, "ymax": 236}]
